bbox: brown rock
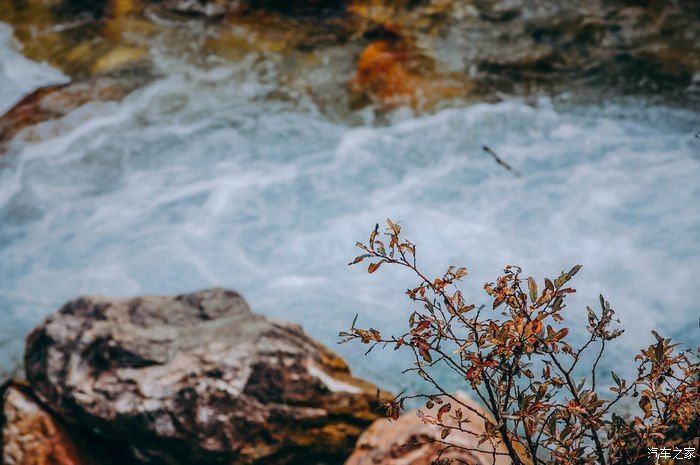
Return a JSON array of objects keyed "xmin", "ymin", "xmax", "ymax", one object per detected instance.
[
  {"xmin": 0, "ymin": 82, "xmax": 113, "ymax": 146},
  {"xmin": 348, "ymin": 0, "xmax": 700, "ymax": 102},
  {"xmin": 345, "ymin": 392, "xmax": 528, "ymax": 465},
  {"xmin": 1, "ymin": 383, "xmax": 120, "ymax": 465},
  {"xmin": 2, "ymin": 384, "xmax": 82, "ymax": 465},
  {"xmin": 352, "ymin": 39, "xmax": 472, "ymax": 111},
  {"xmin": 24, "ymin": 288, "xmax": 385, "ymax": 465},
  {"xmin": 162, "ymin": 0, "xmax": 346, "ymax": 18},
  {"xmin": 0, "ymin": 72, "xmax": 152, "ymax": 151},
  {"xmin": 162, "ymin": 0, "xmax": 244, "ymax": 17}
]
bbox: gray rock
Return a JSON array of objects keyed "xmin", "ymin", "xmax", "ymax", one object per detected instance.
[
  {"xmin": 162, "ymin": 0, "xmax": 241, "ymax": 17},
  {"xmin": 428, "ymin": 0, "xmax": 700, "ymax": 96},
  {"xmin": 25, "ymin": 288, "xmax": 384, "ymax": 465}
]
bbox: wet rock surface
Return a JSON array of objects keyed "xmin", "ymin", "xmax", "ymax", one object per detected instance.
[
  {"xmin": 24, "ymin": 288, "xmax": 384, "ymax": 465},
  {"xmin": 163, "ymin": 0, "xmax": 347, "ymax": 17},
  {"xmin": 349, "ymin": 0, "xmax": 699, "ymax": 100},
  {"xmin": 0, "ymin": 70, "xmax": 153, "ymax": 150},
  {"xmin": 0, "ymin": 0, "xmax": 697, "ymax": 143},
  {"xmin": 351, "ymin": 38, "xmax": 472, "ymax": 110},
  {"xmin": 1, "ymin": 0, "xmax": 696, "ymax": 98}
]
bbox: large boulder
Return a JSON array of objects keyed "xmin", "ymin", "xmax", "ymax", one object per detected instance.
[
  {"xmin": 1, "ymin": 382, "xmax": 122, "ymax": 465},
  {"xmin": 24, "ymin": 288, "xmax": 384, "ymax": 465},
  {"xmin": 345, "ymin": 392, "xmax": 524, "ymax": 465}
]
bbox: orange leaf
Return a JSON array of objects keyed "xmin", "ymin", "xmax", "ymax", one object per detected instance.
[{"xmin": 368, "ymin": 262, "xmax": 382, "ymax": 274}]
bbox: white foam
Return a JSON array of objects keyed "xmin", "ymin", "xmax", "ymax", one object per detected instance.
[
  {"xmin": 0, "ymin": 20, "xmax": 698, "ymax": 393},
  {"xmin": 0, "ymin": 23, "xmax": 68, "ymax": 114}
]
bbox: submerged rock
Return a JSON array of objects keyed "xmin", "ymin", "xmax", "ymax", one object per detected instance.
[
  {"xmin": 163, "ymin": 0, "xmax": 245, "ymax": 17},
  {"xmin": 163, "ymin": 0, "xmax": 347, "ymax": 17},
  {"xmin": 1, "ymin": 0, "xmax": 697, "ymax": 122},
  {"xmin": 1, "ymin": 383, "xmax": 121, "ymax": 465},
  {"xmin": 348, "ymin": 0, "xmax": 700, "ymax": 104},
  {"xmin": 345, "ymin": 392, "xmax": 526, "ymax": 465},
  {"xmin": 352, "ymin": 38, "xmax": 472, "ymax": 110},
  {"xmin": 0, "ymin": 71, "xmax": 152, "ymax": 151},
  {"xmin": 24, "ymin": 288, "xmax": 384, "ymax": 465}
]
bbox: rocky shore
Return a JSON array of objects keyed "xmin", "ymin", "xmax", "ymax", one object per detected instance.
[
  {"xmin": 1, "ymin": 288, "xmax": 507, "ymax": 465},
  {"xmin": 1, "ymin": 0, "xmax": 698, "ymax": 150}
]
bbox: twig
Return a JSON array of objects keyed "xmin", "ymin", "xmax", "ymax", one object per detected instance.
[{"xmin": 482, "ymin": 145, "xmax": 522, "ymax": 177}]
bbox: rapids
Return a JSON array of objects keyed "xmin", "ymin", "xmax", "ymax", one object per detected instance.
[{"xmin": 0, "ymin": 21, "xmax": 698, "ymax": 392}]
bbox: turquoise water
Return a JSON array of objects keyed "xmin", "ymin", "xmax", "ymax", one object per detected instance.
[{"xmin": 0, "ymin": 21, "xmax": 698, "ymax": 392}]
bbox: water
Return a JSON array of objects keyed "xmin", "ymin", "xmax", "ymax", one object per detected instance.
[
  {"xmin": 0, "ymin": 23, "xmax": 67, "ymax": 114},
  {"xmin": 0, "ymin": 22, "xmax": 698, "ymax": 394}
]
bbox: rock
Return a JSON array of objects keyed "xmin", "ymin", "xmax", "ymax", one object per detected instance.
[
  {"xmin": 24, "ymin": 288, "xmax": 385, "ymax": 465},
  {"xmin": 162, "ymin": 0, "xmax": 244, "ymax": 17},
  {"xmin": 1, "ymin": 382, "xmax": 122, "ymax": 465},
  {"xmin": 3, "ymin": 0, "xmax": 697, "ymax": 118},
  {"xmin": 0, "ymin": 71, "xmax": 152, "ymax": 151},
  {"xmin": 348, "ymin": 0, "xmax": 700, "ymax": 103},
  {"xmin": 345, "ymin": 392, "xmax": 528, "ymax": 465},
  {"xmin": 90, "ymin": 46, "xmax": 148, "ymax": 75},
  {"xmin": 2, "ymin": 383, "xmax": 83, "ymax": 465},
  {"xmin": 162, "ymin": 0, "xmax": 346, "ymax": 18},
  {"xmin": 352, "ymin": 39, "xmax": 472, "ymax": 110}
]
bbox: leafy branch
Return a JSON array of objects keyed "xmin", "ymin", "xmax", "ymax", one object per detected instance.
[{"xmin": 341, "ymin": 220, "xmax": 699, "ymax": 465}]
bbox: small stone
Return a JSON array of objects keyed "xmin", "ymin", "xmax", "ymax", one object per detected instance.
[{"xmin": 91, "ymin": 46, "xmax": 148, "ymax": 75}]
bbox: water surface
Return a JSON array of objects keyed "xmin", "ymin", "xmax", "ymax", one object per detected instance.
[{"xmin": 1, "ymin": 22, "xmax": 698, "ymax": 392}]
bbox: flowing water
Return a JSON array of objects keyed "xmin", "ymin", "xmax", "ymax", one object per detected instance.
[
  {"xmin": 0, "ymin": 20, "xmax": 698, "ymax": 393},
  {"xmin": 0, "ymin": 23, "xmax": 67, "ymax": 113}
]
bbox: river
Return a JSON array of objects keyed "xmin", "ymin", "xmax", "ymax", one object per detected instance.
[{"xmin": 0, "ymin": 20, "xmax": 698, "ymax": 393}]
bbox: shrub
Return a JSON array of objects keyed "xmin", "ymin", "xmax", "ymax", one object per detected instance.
[{"xmin": 340, "ymin": 220, "xmax": 699, "ymax": 465}]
